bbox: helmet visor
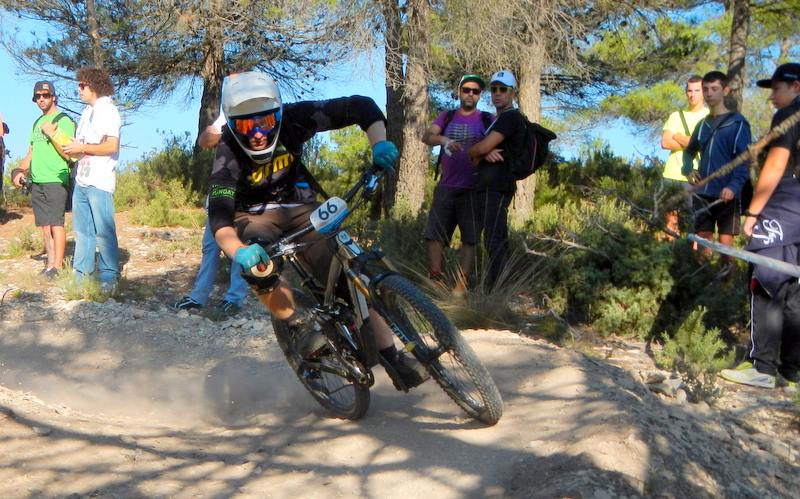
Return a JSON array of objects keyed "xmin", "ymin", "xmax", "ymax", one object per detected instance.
[{"xmin": 228, "ymin": 109, "xmax": 281, "ymax": 149}]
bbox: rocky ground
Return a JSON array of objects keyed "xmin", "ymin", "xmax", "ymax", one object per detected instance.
[{"xmin": 0, "ymin": 208, "xmax": 798, "ymax": 498}]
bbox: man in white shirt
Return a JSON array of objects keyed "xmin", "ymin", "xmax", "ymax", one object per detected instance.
[{"xmin": 62, "ymin": 67, "xmax": 122, "ymax": 292}]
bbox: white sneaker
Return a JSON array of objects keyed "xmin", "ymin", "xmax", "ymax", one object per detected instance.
[{"xmin": 719, "ymin": 367, "xmax": 775, "ymax": 388}]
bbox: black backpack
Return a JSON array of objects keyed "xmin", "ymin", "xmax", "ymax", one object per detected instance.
[
  {"xmin": 434, "ymin": 109, "xmax": 494, "ymax": 180},
  {"xmin": 503, "ymin": 110, "xmax": 557, "ymax": 180}
]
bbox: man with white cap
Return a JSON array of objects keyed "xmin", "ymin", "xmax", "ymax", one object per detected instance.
[{"xmin": 468, "ymin": 70, "xmax": 526, "ymax": 288}]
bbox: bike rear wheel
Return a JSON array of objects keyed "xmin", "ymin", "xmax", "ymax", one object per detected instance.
[
  {"xmin": 272, "ymin": 292, "xmax": 370, "ymax": 420},
  {"xmin": 373, "ymin": 274, "xmax": 503, "ymax": 425}
]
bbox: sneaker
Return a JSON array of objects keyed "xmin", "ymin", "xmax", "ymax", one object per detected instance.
[
  {"xmin": 719, "ymin": 367, "xmax": 776, "ymax": 388},
  {"xmin": 99, "ymin": 281, "xmax": 117, "ymax": 295},
  {"xmin": 215, "ymin": 300, "xmax": 242, "ymax": 316},
  {"xmin": 386, "ymin": 352, "xmax": 430, "ymax": 390},
  {"xmin": 173, "ymin": 296, "xmax": 203, "ymax": 311},
  {"xmin": 40, "ymin": 267, "xmax": 59, "ymax": 280},
  {"xmin": 286, "ymin": 310, "xmax": 328, "ymax": 359}
]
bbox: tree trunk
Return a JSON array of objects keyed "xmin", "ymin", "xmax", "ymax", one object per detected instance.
[
  {"xmin": 85, "ymin": 0, "xmax": 104, "ymax": 68},
  {"xmin": 726, "ymin": 0, "xmax": 750, "ymax": 113},
  {"xmin": 379, "ymin": 0, "xmax": 405, "ymax": 218},
  {"xmin": 393, "ymin": 0, "xmax": 429, "ymax": 218},
  {"xmin": 195, "ymin": 3, "xmax": 225, "ymax": 145},
  {"xmin": 511, "ymin": 41, "xmax": 544, "ymax": 227}
]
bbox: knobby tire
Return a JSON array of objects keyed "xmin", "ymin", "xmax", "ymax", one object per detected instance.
[
  {"xmin": 271, "ymin": 291, "xmax": 370, "ymax": 420},
  {"xmin": 374, "ymin": 274, "xmax": 503, "ymax": 425}
]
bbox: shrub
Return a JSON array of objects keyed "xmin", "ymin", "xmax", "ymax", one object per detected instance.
[
  {"xmin": 530, "ymin": 145, "xmax": 749, "ymax": 340},
  {"xmin": 2, "ymin": 225, "xmax": 41, "ymax": 258},
  {"xmin": 655, "ymin": 306, "xmax": 734, "ymax": 401}
]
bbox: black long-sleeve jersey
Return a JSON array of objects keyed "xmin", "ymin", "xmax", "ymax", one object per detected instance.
[{"xmin": 208, "ymin": 95, "xmax": 386, "ymax": 234}]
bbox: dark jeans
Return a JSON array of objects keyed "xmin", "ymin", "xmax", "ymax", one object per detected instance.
[
  {"xmin": 477, "ymin": 189, "xmax": 512, "ymax": 288},
  {"xmin": 751, "ymin": 279, "xmax": 800, "ymax": 380}
]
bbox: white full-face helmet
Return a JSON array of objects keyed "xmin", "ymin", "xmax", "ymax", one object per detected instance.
[{"xmin": 221, "ymin": 71, "xmax": 283, "ymax": 165}]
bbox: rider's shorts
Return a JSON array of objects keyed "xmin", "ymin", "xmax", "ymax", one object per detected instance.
[
  {"xmin": 423, "ymin": 186, "xmax": 479, "ymax": 246},
  {"xmin": 234, "ymin": 202, "xmax": 337, "ymax": 284}
]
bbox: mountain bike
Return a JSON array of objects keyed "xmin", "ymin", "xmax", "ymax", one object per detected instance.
[{"xmin": 249, "ymin": 166, "xmax": 503, "ymax": 425}]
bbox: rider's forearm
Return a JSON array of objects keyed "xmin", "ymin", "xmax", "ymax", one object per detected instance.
[
  {"xmin": 214, "ymin": 226, "xmax": 246, "ymax": 259},
  {"xmin": 365, "ymin": 121, "xmax": 387, "ymax": 146}
]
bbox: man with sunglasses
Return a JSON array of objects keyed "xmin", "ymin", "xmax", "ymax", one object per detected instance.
[
  {"xmin": 207, "ymin": 71, "xmax": 428, "ymax": 390},
  {"xmin": 61, "ymin": 68, "xmax": 122, "ymax": 293},
  {"xmin": 421, "ymin": 74, "xmax": 492, "ymax": 292},
  {"xmin": 468, "ymin": 70, "xmax": 526, "ymax": 288},
  {"xmin": 11, "ymin": 81, "xmax": 75, "ymax": 279}
]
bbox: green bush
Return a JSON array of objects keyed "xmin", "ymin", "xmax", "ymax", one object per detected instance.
[
  {"xmin": 530, "ymin": 145, "xmax": 749, "ymax": 339},
  {"xmin": 655, "ymin": 306, "xmax": 734, "ymax": 401},
  {"xmin": 114, "ymin": 132, "xmax": 210, "ymax": 226}
]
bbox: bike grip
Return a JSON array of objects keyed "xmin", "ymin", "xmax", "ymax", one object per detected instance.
[{"xmin": 250, "ymin": 260, "xmax": 274, "ymax": 278}]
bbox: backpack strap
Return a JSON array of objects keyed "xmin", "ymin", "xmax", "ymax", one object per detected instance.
[
  {"xmin": 480, "ymin": 111, "xmax": 494, "ymax": 130},
  {"xmin": 678, "ymin": 110, "xmax": 690, "ymax": 136},
  {"xmin": 297, "ymin": 161, "xmax": 330, "ymax": 201}
]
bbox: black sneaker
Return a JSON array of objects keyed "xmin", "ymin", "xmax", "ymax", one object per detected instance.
[
  {"xmin": 286, "ymin": 310, "xmax": 328, "ymax": 359},
  {"xmin": 173, "ymin": 296, "xmax": 203, "ymax": 311},
  {"xmin": 215, "ymin": 300, "xmax": 242, "ymax": 316},
  {"xmin": 387, "ymin": 352, "xmax": 430, "ymax": 390},
  {"xmin": 43, "ymin": 268, "xmax": 60, "ymax": 281}
]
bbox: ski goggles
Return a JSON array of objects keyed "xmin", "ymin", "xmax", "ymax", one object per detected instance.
[{"xmin": 228, "ymin": 109, "xmax": 282, "ymax": 141}]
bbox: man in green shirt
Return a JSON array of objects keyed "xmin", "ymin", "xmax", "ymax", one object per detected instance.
[{"xmin": 12, "ymin": 81, "xmax": 75, "ymax": 279}]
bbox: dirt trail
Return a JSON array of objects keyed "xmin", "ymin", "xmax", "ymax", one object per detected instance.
[{"xmin": 0, "ymin": 209, "xmax": 798, "ymax": 498}]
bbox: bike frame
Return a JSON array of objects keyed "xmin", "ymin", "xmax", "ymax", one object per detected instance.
[{"xmin": 255, "ymin": 169, "xmax": 392, "ymax": 368}]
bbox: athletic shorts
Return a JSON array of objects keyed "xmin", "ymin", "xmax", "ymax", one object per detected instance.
[
  {"xmin": 694, "ymin": 195, "xmax": 740, "ymax": 235},
  {"xmin": 31, "ymin": 182, "xmax": 68, "ymax": 227},
  {"xmin": 233, "ymin": 203, "xmax": 336, "ymax": 283},
  {"xmin": 423, "ymin": 185, "xmax": 479, "ymax": 246}
]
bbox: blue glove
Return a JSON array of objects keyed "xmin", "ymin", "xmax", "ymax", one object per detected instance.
[
  {"xmin": 372, "ymin": 140, "xmax": 399, "ymax": 171},
  {"xmin": 234, "ymin": 244, "xmax": 269, "ymax": 269}
]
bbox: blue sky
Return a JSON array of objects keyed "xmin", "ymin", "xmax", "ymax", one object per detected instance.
[{"xmin": 0, "ymin": 17, "xmax": 658, "ymax": 169}]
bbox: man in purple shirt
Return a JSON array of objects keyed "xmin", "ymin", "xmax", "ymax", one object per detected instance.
[{"xmin": 421, "ymin": 74, "xmax": 493, "ymax": 292}]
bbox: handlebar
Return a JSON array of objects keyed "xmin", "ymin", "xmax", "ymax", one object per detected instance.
[{"xmin": 245, "ymin": 164, "xmax": 384, "ymax": 275}]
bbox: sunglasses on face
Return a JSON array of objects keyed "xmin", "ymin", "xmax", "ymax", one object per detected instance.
[
  {"xmin": 33, "ymin": 93, "xmax": 53, "ymax": 101},
  {"xmin": 460, "ymin": 87, "xmax": 481, "ymax": 95},
  {"xmin": 490, "ymin": 85, "xmax": 511, "ymax": 94}
]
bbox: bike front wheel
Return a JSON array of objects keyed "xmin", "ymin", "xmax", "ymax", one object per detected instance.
[
  {"xmin": 272, "ymin": 292, "xmax": 370, "ymax": 420},
  {"xmin": 373, "ymin": 275, "xmax": 503, "ymax": 425}
]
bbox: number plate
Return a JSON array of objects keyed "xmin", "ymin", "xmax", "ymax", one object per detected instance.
[{"xmin": 310, "ymin": 197, "xmax": 350, "ymax": 234}]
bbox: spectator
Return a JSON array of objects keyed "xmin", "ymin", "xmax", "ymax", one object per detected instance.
[
  {"xmin": 660, "ymin": 75, "xmax": 708, "ymax": 237},
  {"xmin": 421, "ymin": 74, "xmax": 491, "ymax": 292},
  {"xmin": 468, "ymin": 70, "xmax": 526, "ymax": 288},
  {"xmin": 62, "ymin": 67, "xmax": 122, "ymax": 293},
  {"xmin": 720, "ymin": 62, "xmax": 800, "ymax": 389},
  {"xmin": 682, "ymin": 71, "xmax": 751, "ymax": 277},
  {"xmin": 174, "ymin": 115, "xmax": 249, "ymax": 316},
  {"xmin": 10, "ymin": 81, "xmax": 75, "ymax": 279}
]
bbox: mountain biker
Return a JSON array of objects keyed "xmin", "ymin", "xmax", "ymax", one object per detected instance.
[{"xmin": 207, "ymin": 71, "xmax": 428, "ymax": 389}]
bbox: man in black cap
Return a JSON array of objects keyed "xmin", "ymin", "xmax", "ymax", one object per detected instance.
[
  {"xmin": 11, "ymin": 81, "xmax": 75, "ymax": 279},
  {"xmin": 720, "ymin": 63, "xmax": 800, "ymax": 390}
]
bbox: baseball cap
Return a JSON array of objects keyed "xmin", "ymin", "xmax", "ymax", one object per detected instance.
[
  {"xmin": 756, "ymin": 62, "xmax": 800, "ymax": 88},
  {"xmin": 459, "ymin": 74, "xmax": 486, "ymax": 90},
  {"xmin": 490, "ymin": 70, "xmax": 516, "ymax": 89},
  {"xmin": 32, "ymin": 81, "xmax": 57, "ymax": 98}
]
